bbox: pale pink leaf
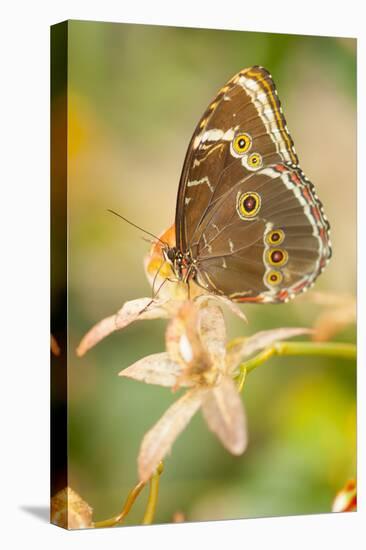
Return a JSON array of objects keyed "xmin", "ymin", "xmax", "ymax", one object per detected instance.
[
  {"xmin": 243, "ymin": 327, "xmax": 313, "ymax": 356},
  {"xmin": 226, "ymin": 327, "xmax": 313, "ymax": 371},
  {"xmin": 201, "ymin": 376, "xmax": 247, "ymax": 455},
  {"xmin": 119, "ymin": 352, "xmax": 192, "ymax": 387},
  {"xmin": 165, "ymin": 302, "xmax": 196, "ymax": 365},
  {"xmin": 138, "ymin": 389, "xmax": 205, "ymax": 482},
  {"xmin": 76, "ymin": 314, "xmax": 118, "ymax": 357},
  {"xmin": 195, "ymin": 294, "xmax": 247, "ymax": 322},
  {"xmin": 76, "ymin": 297, "xmax": 171, "ymax": 357},
  {"xmin": 199, "ymin": 305, "xmax": 226, "ymax": 367},
  {"xmin": 165, "ymin": 302, "xmax": 211, "ymax": 374},
  {"xmin": 114, "ymin": 297, "xmax": 172, "ymax": 327}
]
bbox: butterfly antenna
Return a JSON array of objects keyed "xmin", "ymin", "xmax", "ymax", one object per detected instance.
[{"xmin": 107, "ymin": 209, "xmax": 167, "ymax": 246}]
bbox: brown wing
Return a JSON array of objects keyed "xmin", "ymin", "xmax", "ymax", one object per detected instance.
[
  {"xmin": 192, "ymin": 164, "xmax": 331, "ymax": 303},
  {"xmin": 175, "ymin": 66, "xmax": 299, "ymax": 252}
]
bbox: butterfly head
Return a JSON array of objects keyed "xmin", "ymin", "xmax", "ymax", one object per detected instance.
[{"xmin": 163, "ymin": 246, "xmax": 196, "ymax": 284}]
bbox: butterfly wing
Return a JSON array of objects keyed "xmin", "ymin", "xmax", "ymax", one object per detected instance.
[
  {"xmin": 175, "ymin": 66, "xmax": 299, "ymax": 252},
  {"xmin": 192, "ymin": 164, "xmax": 331, "ymax": 303}
]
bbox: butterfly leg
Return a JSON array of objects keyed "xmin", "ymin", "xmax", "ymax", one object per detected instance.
[
  {"xmin": 138, "ymin": 276, "xmax": 178, "ymax": 316},
  {"xmin": 150, "ymin": 258, "xmax": 166, "ymax": 300}
]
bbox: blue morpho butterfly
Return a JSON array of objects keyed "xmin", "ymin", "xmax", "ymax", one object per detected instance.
[{"xmin": 112, "ymin": 66, "xmax": 331, "ymax": 304}]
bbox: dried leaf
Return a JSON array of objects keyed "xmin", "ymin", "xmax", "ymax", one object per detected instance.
[
  {"xmin": 119, "ymin": 352, "xmax": 192, "ymax": 387},
  {"xmin": 51, "ymin": 487, "xmax": 93, "ymax": 529},
  {"xmin": 76, "ymin": 297, "xmax": 171, "ymax": 357},
  {"xmin": 227, "ymin": 327, "xmax": 313, "ymax": 371},
  {"xmin": 201, "ymin": 375, "xmax": 247, "ymax": 455},
  {"xmin": 138, "ymin": 389, "xmax": 205, "ymax": 482}
]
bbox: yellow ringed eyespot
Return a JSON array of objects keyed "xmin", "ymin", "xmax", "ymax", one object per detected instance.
[
  {"xmin": 265, "ymin": 229, "xmax": 285, "ymax": 246},
  {"xmin": 247, "ymin": 152, "xmax": 263, "ymax": 169},
  {"xmin": 232, "ymin": 133, "xmax": 252, "ymax": 154},
  {"xmin": 236, "ymin": 191, "xmax": 261, "ymax": 220},
  {"xmin": 266, "ymin": 248, "xmax": 288, "ymax": 267},
  {"xmin": 266, "ymin": 270, "xmax": 283, "ymax": 286}
]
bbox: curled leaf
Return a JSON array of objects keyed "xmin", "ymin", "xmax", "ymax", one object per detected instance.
[{"xmin": 76, "ymin": 297, "xmax": 172, "ymax": 357}]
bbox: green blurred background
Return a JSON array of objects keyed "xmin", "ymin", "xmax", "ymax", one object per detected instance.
[{"xmin": 62, "ymin": 21, "xmax": 356, "ymax": 524}]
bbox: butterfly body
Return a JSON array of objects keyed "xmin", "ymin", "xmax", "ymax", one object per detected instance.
[
  {"xmin": 165, "ymin": 66, "xmax": 331, "ymax": 304},
  {"xmin": 163, "ymin": 246, "xmax": 197, "ymax": 284}
]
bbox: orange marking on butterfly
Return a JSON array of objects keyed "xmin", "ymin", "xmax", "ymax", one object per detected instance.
[
  {"xmin": 311, "ymin": 206, "xmax": 321, "ymax": 222},
  {"xmin": 274, "ymin": 163, "xmax": 287, "ymax": 173},
  {"xmin": 318, "ymin": 227, "xmax": 329, "ymax": 247},
  {"xmin": 290, "ymin": 172, "xmax": 301, "ymax": 186},
  {"xmin": 302, "ymin": 188, "xmax": 311, "ymax": 201},
  {"xmin": 235, "ymin": 295, "xmax": 265, "ymax": 303},
  {"xmin": 277, "ymin": 289, "xmax": 289, "ymax": 301},
  {"xmin": 291, "ymin": 280, "xmax": 309, "ymax": 294}
]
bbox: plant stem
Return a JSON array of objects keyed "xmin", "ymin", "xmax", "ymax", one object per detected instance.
[
  {"xmin": 237, "ymin": 367, "xmax": 247, "ymax": 392},
  {"xmin": 94, "ymin": 479, "xmax": 146, "ymax": 528},
  {"xmin": 239, "ymin": 341, "xmax": 356, "ymax": 376},
  {"xmin": 142, "ymin": 462, "xmax": 164, "ymax": 525}
]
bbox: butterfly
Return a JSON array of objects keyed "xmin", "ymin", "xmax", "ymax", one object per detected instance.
[{"xmin": 162, "ymin": 65, "xmax": 332, "ymax": 304}]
